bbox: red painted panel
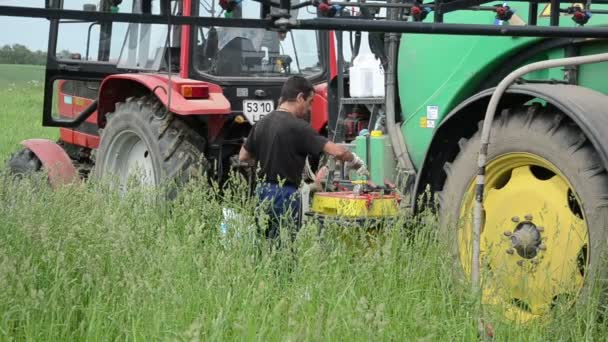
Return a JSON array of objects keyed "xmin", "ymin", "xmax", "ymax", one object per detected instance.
[
  {"xmin": 311, "ymin": 83, "xmax": 328, "ymax": 133},
  {"xmin": 180, "ymin": 0, "xmax": 192, "ymax": 79},
  {"xmin": 21, "ymin": 139, "xmax": 78, "ymax": 187},
  {"xmin": 328, "ymin": 31, "xmax": 337, "ymax": 79},
  {"xmin": 98, "ymin": 74, "xmax": 230, "ymax": 122}
]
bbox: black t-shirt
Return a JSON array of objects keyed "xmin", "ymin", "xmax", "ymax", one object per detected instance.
[{"xmin": 244, "ymin": 110, "xmax": 328, "ymax": 186}]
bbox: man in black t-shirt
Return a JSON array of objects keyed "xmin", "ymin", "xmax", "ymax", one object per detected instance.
[{"xmin": 239, "ymin": 76, "xmax": 367, "ymax": 240}]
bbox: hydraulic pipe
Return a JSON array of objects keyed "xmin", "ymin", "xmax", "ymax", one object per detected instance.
[
  {"xmin": 385, "ymin": 1, "xmax": 415, "ymax": 172},
  {"xmin": 335, "ymin": 30, "xmax": 345, "ymax": 141},
  {"xmin": 331, "ymin": 1, "xmax": 498, "ymax": 10},
  {"xmin": 8, "ymin": 6, "xmax": 608, "ymax": 38}
]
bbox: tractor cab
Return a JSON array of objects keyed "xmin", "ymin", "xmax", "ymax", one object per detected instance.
[
  {"xmin": 195, "ymin": 1, "xmax": 323, "ymax": 78},
  {"xmin": 190, "ymin": 0, "xmax": 326, "ymax": 125}
]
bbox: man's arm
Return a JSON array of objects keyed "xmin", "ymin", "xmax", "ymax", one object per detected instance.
[
  {"xmin": 322, "ymin": 141, "xmax": 367, "ymax": 175},
  {"xmin": 239, "ymin": 145, "xmax": 256, "ymax": 166},
  {"xmin": 296, "ymin": 122, "xmax": 366, "ymax": 173},
  {"xmin": 322, "ymin": 141, "xmax": 355, "ymax": 162},
  {"xmin": 239, "ymin": 126, "xmax": 257, "ymax": 166}
]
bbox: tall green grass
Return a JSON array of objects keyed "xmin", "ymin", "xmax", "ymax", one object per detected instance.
[
  {"xmin": 0, "ymin": 172, "xmax": 606, "ymax": 340},
  {"xmin": 0, "ymin": 67, "xmax": 57, "ymax": 162},
  {"xmin": 1, "ymin": 66, "xmax": 607, "ymax": 340}
]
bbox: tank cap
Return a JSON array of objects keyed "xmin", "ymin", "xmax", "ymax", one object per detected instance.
[
  {"xmin": 371, "ymin": 130, "xmax": 383, "ymax": 137},
  {"xmin": 358, "ymin": 129, "xmax": 370, "ymax": 136}
]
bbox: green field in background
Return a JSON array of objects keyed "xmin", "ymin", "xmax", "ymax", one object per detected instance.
[
  {"xmin": 0, "ymin": 64, "xmax": 44, "ymax": 87},
  {"xmin": 0, "ymin": 64, "xmax": 57, "ymax": 161}
]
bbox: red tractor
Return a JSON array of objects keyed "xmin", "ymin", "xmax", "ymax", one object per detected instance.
[{"xmin": 7, "ymin": 0, "xmax": 333, "ymax": 189}]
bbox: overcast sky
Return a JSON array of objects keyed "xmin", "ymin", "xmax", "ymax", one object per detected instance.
[
  {"xmin": 0, "ymin": 1, "xmax": 50, "ymax": 50},
  {"xmin": 0, "ymin": 17, "xmax": 50, "ymax": 51},
  {"xmin": 1, "ymin": 0, "xmax": 171, "ymax": 56}
]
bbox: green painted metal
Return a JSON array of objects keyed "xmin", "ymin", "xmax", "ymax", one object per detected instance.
[
  {"xmin": 355, "ymin": 133, "xmax": 395, "ymax": 185},
  {"xmin": 355, "ymin": 135, "xmax": 367, "ymax": 181},
  {"xmin": 396, "ymin": 1, "xmax": 608, "ymax": 169}
]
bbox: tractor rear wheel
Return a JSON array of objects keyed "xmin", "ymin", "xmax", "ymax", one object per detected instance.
[
  {"xmin": 94, "ymin": 96, "xmax": 207, "ymax": 191},
  {"xmin": 440, "ymin": 105, "xmax": 608, "ymax": 322}
]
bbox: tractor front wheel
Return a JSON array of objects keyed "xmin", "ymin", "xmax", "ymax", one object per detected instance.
[
  {"xmin": 94, "ymin": 96, "xmax": 207, "ymax": 191},
  {"xmin": 6, "ymin": 148, "xmax": 42, "ymax": 178},
  {"xmin": 440, "ymin": 105, "xmax": 608, "ymax": 322}
]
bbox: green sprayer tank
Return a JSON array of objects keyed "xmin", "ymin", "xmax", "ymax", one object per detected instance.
[{"xmin": 397, "ymin": 2, "xmax": 608, "ymax": 167}]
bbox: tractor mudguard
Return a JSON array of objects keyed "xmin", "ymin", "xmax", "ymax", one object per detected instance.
[
  {"xmin": 97, "ymin": 74, "xmax": 231, "ymax": 126},
  {"xmin": 413, "ymin": 83, "xmax": 608, "ymax": 210},
  {"xmin": 21, "ymin": 139, "xmax": 78, "ymax": 187},
  {"xmin": 311, "ymin": 83, "xmax": 329, "ymax": 133}
]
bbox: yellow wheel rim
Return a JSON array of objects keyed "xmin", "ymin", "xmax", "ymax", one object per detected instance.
[{"xmin": 457, "ymin": 153, "xmax": 588, "ymax": 322}]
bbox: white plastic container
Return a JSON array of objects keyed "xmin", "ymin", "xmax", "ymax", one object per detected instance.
[
  {"xmin": 372, "ymin": 63, "xmax": 385, "ymax": 97},
  {"xmin": 349, "ymin": 31, "xmax": 385, "ymax": 98}
]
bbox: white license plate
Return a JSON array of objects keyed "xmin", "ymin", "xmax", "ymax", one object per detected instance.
[{"xmin": 243, "ymin": 100, "xmax": 274, "ymax": 124}]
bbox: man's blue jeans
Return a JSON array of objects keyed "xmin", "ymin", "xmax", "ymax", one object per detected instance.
[{"xmin": 255, "ymin": 182, "xmax": 301, "ymax": 240}]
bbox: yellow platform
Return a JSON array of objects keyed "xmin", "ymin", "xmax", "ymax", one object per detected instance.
[{"xmin": 311, "ymin": 191, "xmax": 399, "ymax": 218}]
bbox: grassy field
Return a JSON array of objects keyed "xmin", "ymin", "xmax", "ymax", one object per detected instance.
[
  {"xmin": 1, "ymin": 65, "xmax": 607, "ymax": 340},
  {"xmin": 0, "ymin": 64, "xmax": 44, "ymax": 88},
  {"xmin": 0, "ymin": 64, "xmax": 58, "ymax": 161}
]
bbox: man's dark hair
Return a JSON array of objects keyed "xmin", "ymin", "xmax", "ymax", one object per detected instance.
[{"xmin": 279, "ymin": 76, "xmax": 314, "ymax": 103}]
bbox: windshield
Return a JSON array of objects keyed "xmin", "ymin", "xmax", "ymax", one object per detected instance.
[
  {"xmin": 195, "ymin": 0, "xmax": 322, "ymax": 78},
  {"xmin": 54, "ymin": 0, "xmax": 180, "ymax": 72}
]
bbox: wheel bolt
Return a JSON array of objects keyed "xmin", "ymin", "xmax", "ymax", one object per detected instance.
[
  {"xmin": 525, "ymin": 214, "xmax": 533, "ymax": 221},
  {"xmin": 504, "ymin": 231, "xmax": 512, "ymax": 237},
  {"xmin": 506, "ymin": 248, "xmax": 514, "ymax": 255},
  {"xmin": 517, "ymin": 260, "xmax": 525, "ymax": 266},
  {"xmin": 538, "ymin": 244, "xmax": 547, "ymax": 251},
  {"xmin": 512, "ymin": 216, "xmax": 520, "ymax": 223}
]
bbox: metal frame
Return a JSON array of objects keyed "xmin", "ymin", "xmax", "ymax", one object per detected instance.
[{"xmin": 3, "ymin": 2, "xmax": 608, "ymax": 37}]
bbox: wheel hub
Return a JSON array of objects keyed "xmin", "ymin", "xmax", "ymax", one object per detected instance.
[
  {"xmin": 102, "ymin": 130, "xmax": 156, "ymax": 190},
  {"xmin": 509, "ymin": 221, "xmax": 542, "ymax": 259}
]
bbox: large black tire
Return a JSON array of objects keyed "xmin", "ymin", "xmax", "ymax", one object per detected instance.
[
  {"xmin": 439, "ymin": 104, "xmax": 608, "ymax": 320},
  {"xmin": 6, "ymin": 148, "xmax": 42, "ymax": 178},
  {"xmin": 94, "ymin": 96, "xmax": 207, "ymax": 189}
]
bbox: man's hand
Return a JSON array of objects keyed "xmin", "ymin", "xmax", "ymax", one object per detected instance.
[
  {"xmin": 350, "ymin": 153, "xmax": 364, "ymax": 169},
  {"xmin": 348, "ymin": 153, "xmax": 369, "ymax": 177},
  {"xmin": 322, "ymin": 142, "xmax": 369, "ymax": 176},
  {"xmin": 355, "ymin": 164, "xmax": 369, "ymax": 177},
  {"xmin": 314, "ymin": 165, "xmax": 329, "ymax": 186},
  {"xmin": 239, "ymin": 145, "xmax": 255, "ymax": 166}
]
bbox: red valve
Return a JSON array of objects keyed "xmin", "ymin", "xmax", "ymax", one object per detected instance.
[
  {"xmin": 495, "ymin": 5, "xmax": 514, "ymax": 21},
  {"xmin": 410, "ymin": 5, "xmax": 430, "ymax": 21},
  {"xmin": 314, "ymin": 0, "xmax": 340, "ymax": 17},
  {"xmin": 219, "ymin": 0, "xmax": 238, "ymax": 13},
  {"xmin": 318, "ymin": 2, "xmax": 330, "ymax": 13},
  {"xmin": 569, "ymin": 7, "xmax": 592, "ymax": 25}
]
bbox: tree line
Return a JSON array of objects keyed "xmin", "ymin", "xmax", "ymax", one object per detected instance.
[{"xmin": 0, "ymin": 44, "xmax": 48, "ymax": 65}]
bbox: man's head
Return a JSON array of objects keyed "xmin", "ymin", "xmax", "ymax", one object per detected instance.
[{"xmin": 279, "ymin": 76, "xmax": 314, "ymax": 119}]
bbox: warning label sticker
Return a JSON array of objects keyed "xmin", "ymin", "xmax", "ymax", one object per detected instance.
[
  {"xmin": 419, "ymin": 117, "xmax": 436, "ymax": 129},
  {"xmin": 426, "ymin": 105, "xmax": 439, "ymax": 120}
]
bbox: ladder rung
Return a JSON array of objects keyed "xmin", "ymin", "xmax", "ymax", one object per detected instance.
[{"xmin": 340, "ymin": 97, "xmax": 385, "ymax": 105}]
